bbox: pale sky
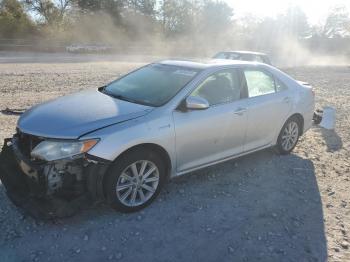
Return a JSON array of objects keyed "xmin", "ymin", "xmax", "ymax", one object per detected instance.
[{"xmin": 226, "ymin": 0, "xmax": 350, "ymax": 25}]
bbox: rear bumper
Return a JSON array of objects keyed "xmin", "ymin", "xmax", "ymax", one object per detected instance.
[
  {"xmin": 0, "ymin": 138, "xmax": 111, "ymax": 219},
  {"xmin": 302, "ymin": 103, "xmax": 315, "ymax": 134}
]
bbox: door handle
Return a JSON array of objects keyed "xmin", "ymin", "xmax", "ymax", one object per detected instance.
[{"xmin": 234, "ymin": 107, "xmax": 247, "ymax": 116}]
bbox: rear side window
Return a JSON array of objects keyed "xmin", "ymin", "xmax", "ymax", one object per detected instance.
[
  {"xmin": 240, "ymin": 54, "xmax": 255, "ymax": 62},
  {"xmin": 244, "ymin": 70, "xmax": 275, "ymax": 97},
  {"xmin": 213, "ymin": 52, "xmax": 228, "ymax": 59},
  {"xmin": 229, "ymin": 53, "xmax": 241, "ymax": 60}
]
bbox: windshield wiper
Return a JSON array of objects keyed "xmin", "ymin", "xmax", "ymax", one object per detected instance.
[
  {"xmin": 108, "ymin": 93, "xmax": 139, "ymax": 104},
  {"xmin": 99, "ymin": 86, "xmax": 155, "ymax": 107}
]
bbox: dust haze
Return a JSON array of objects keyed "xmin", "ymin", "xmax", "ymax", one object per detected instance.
[
  {"xmin": 51, "ymin": 11, "xmax": 350, "ymax": 67},
  {"xmin": 2, "ymin": 0, "xmax": 350, "ymax": 67},
  {"xmin": 1, "ymin": 1, "xmax": 350, "ymax": 261}
]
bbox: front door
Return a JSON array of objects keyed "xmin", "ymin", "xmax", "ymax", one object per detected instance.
[{"xmin": 173, "ymin": 68, "xmax": 248, "ymax": 172}]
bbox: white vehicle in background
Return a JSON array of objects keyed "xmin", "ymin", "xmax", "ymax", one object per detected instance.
[
  {"xmin": 213, "ymin": 51, "xmax": 272, "ymax": 65},
  {"xmin": 66, "ymin": 44, "xmax": 112, "ymax": 53}
]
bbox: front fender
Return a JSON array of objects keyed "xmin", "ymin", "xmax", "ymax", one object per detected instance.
[{"xmin": 82, "ymin": 115, "xmax": 176, "ymax": 175}]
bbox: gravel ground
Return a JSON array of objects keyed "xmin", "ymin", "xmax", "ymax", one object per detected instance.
[{"xmin": 0, "ymin": 55, "xmax": 349, "ymax": 262}]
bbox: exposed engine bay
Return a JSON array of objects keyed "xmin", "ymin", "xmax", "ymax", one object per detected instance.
[
  {"xmin": 0, "ymin": 133, "xmax": 111, "ymax": 219},
  {"xmin": 44, "ymin": 160, "xmax": 83, "ymax": 194}
]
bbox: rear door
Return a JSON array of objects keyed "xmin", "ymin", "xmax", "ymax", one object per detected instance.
[{"xmin": 242, "ymin": 67, "xmax": 292, "ymax": 151}]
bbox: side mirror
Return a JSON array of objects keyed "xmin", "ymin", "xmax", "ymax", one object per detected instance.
[{"xmin": 186, "ymin": 96, "xmax": 210, "ymax": 110}]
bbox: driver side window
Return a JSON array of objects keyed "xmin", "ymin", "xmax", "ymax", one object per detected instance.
[{"xmin": 191, "ymin": 69, "xmax": 242, "ymax": 106}]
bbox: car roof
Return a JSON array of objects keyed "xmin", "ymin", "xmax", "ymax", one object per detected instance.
[
  {"xmin": 218, "ymin": 51, "xmax": 268, "ymax": 56},
  {"xmin": 158, "ymin": 59, "xmax": 261, "ymax": 70}
]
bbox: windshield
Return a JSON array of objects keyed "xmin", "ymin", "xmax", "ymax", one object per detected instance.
[
  {"xmin": 103, "ymin": 64, "xmax": 200, "ymax": 106},
  {"xmin": 213, "ymin": 52, "xmax": 241, "ymax": 60},
  {"xmin": 213, "ymin": 52, "xmax": 228, "ymax": 59}
]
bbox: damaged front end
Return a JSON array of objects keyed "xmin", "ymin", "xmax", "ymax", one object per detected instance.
[{"xmin": 0, "ymin": 133, "xmax": 111, "ymax": 219}]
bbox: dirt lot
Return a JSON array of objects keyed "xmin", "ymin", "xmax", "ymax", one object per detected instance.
[{"xmin": 0, "ymin": 54, "xmax": 349, "ymax": 262}]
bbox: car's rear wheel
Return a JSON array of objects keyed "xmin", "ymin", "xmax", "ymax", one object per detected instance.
[
  {"xmin": 104, "ymin": 149, "xmax": 165, "ymax": 212},
  {"xmin": 276, "ymin": 117, "xmax": 301, "ymax": 154}
]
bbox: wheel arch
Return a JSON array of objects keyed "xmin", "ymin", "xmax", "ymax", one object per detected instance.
[
  {"xmin": 98, "ymin": 143, "xmax": 173, "ymax": 200},
  {"xmin": 273, "ymin": 112, "xmax": 305, "ymax": 146},
  {"xmin": 100, "ymin": 142, "xmax": 172, "ymax": 211},
  {"xmin": 111, "ymin": 143, "xmax": 172, "ymax": 178},
  {"xmin": 289, "ymin": 113, "xmax": 304, "ymax": 135}
]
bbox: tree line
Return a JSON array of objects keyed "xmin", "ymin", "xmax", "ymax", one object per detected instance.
[{"xmin": 0, "ymin": 0, "xmax": 350, "ymax": 55}]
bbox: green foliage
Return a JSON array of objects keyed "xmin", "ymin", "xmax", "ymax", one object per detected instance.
[
  {"xmin": 76, "ymin": 0, "xmax": 124, "ymax": 23},
  {"xmin": 24, "ymin": 0, "xmax": 63, "ymax": 25},
  {"xmin": 0, "ymin": 0, "xmax": 36, "ymax": 38},
  {"xmin": 161, "ymin": 0, "xmax": 195, "ymax": 35},
  {"xmin": 1, "ymin": 0, "xmax": 350, "ymax": 53},
  {"xmin": 127, "ymin": 0, "xmax": 157, "ymax": 16},
  {"xmin": 198, "ymin": 0, "xmax": 233, "ymax": 34},
  {"xmin": 323, "ymin": 5, "xmax": 350, "ymax": 38},
  {"xmin": 282, "ymin": 5, "xmax": 311, "ymax": 38},
  {"xmin": 160, "ymin": 0, "xmax": 233, "ymax": 37}
]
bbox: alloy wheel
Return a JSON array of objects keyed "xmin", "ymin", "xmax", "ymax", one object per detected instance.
[
  {"xmin": 281, "ymin": 121, "xmax": 299, "ymax": 151},
  {"xmin": 116, "ymin": 160, "xmax": 160, "ymax": 207}
]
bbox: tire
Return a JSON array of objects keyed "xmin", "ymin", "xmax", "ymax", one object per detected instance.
[
  {"xmin": 104, "ymin": 149, "xmax": 166, "ymax": 212},
  {"xmin": 276, "ymin": 116, "xmax": 301, "ymax": 155}
]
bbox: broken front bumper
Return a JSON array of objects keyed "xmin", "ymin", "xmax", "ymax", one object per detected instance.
[{"xmin": 0, "ymin": 138, "xmax": 111, "ymax": 219}]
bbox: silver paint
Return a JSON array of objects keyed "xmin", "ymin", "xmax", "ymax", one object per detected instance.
[
  {"xmin": 18, "ymin": 89, "xmax": 153, "ymax": 139},
  {"xmin": 18, "ymin": 60, "xmax": 315, "ymax": 178},
  {"xmin": 116, "ymin": 160, "xmax": 159, "ymax": 207}
]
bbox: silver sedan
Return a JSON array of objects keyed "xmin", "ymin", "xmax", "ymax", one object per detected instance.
[{"xmin": 1, "ymin": 59, "xmax": 315, "ymax": 213}]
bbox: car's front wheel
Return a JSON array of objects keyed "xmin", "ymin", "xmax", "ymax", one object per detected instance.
[
  {"xmin": 276, "ymin": 117, "xmax": 301, "ymax": 154},
  {"xmin": 104, "ymin": 149, "xmax": 166, "ymax": 212}
]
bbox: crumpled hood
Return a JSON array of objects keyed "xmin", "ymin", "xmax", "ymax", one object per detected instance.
[{"xmin": 18, "ymin": 89, "xmax": 153, "ymax": 139}]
